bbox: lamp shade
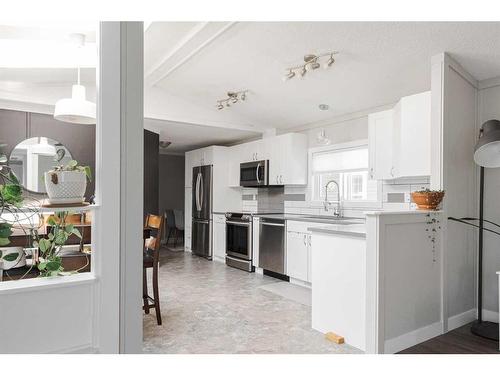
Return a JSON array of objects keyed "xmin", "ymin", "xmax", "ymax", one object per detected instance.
[
  {"xmin": 474, "ymin": 119, "xmax": 500, "ymax": 168},
  {"xmin": 54, "ymin": 84, "xmax": 96, "ymax": 125}
]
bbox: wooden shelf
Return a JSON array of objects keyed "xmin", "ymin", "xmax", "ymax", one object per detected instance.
[{"xmin": 7, "ymin": 204, "xmax": 99, "ymax": 214}]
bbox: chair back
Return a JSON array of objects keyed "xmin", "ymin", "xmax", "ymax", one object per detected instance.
[
  {"xmin": 165, "ymin": 209, "xmax": 176, "ymax": 230},
  {"xmin": 173, "ymin": 209, "xmax": 184, "ymax": 230},
  {"xmin": 144, "ymin": 214, "xmax": 164, "ymax": 253}
]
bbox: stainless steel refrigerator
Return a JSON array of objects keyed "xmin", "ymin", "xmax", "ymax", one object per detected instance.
[{"xmin": 191, "ymin": 165, "xmax": 213, "ymax": 259}]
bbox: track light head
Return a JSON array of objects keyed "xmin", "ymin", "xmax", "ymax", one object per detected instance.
[
  {"xmin": 323, "ymin": 54, "xmax": 335, "ymax": 69},
  {"xmin": 241, "ymin": 93, "xmax": 246, "ymax": 100},
  {"xmin": 300, "ymin": 67, "xmax": 307, "ymax": 77}
]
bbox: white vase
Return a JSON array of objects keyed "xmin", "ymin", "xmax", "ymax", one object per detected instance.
[
  {"xmin": 44, "ymin": 170, "xmax": 87, "ymax": 204},
  {"xmin": 0, "ymin": 246, "xmax": 26, "ymax": 270}
]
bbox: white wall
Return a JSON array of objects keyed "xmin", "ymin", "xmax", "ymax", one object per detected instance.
[
  {"xmin": 431, "ymin": 53, "xmax": 478, "ymax": 325},
  {"xmin": 477, "ymin": 80, "xmax": 500, "ymax": 318}
]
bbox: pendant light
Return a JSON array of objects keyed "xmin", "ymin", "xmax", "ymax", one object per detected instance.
[{"xmin": 54, "ymin": 34, "xmax": 96, "ymax": 125}]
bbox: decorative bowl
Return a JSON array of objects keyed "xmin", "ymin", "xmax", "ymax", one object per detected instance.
[{"xmin": 411, "ymin": 191, "xmax": 445, "ymax": 210}]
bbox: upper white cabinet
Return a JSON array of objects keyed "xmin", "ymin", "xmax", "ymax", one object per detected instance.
[
  {"xmin": 266, "ymin": 133, "xmax": 308, "ymax": 185},
  {"xmin": 368, "ymin": 109, "xmax": 394, "ymax": 180},
  {"xmin": 368, "ymin": 91, "xmax": 431, "ymax": 180},
  {"xmin": 392, "ymin": 91, "xmax": 431, "ymax": 178}
]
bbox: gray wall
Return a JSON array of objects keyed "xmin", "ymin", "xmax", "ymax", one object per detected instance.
[
  {"xmin": 0, "ymin": 109, "xmax": 96, "ymax": 198},
  {"xmin": 158, "ymin": 154, "xmax": 185, "ymax": 215},
  {"xmin": 478, "ymin": 82, "xmax": 500, "ymax": 317}
]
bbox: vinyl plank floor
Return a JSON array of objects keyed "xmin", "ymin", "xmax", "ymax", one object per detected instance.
[
  {"xmin": 142, "ymin": 249, "xmax": 361, "ymax": 354},
  {"xmin": 398, "ymin": 323, "xmax": 500, "ymax": 354}
]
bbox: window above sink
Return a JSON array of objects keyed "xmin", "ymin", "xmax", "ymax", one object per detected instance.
[{"xmin": 308, "ymin": 140, "xmax": 382, "ymax": 209}]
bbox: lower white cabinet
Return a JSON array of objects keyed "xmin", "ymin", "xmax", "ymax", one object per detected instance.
[
  {"xmin": 287, "ymin": 231, "xmax": 310, "ymax": 282},
  {"xmin": 286, "ymin": 220, "xmax": 326, "ymax": 283},
  {"xmin": 213, "ymin": 214, "xmax": 226, "ymax": 261}
]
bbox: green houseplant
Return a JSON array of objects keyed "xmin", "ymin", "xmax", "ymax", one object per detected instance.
[
  {"xmin": 0, "ymin": 160, "xmax": 25, "ymax": 268},
  {"xmin": 411, "ymin": 188, "xmax": 445, "ymax": 210},
  {"xmin": 1, "ymin": 147, "xmax": 83, "ymax": 278}
]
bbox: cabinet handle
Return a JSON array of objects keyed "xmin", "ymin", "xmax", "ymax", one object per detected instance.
[
  {"xmin": 280, "ymin": 175, "xmax": 283, "ymax": 184},
  {"xmin": 303, "ymin": 234, "xmax": 307, "ymax": 246},
  {"xmin": 308, "ymin": 235, "xmax": 311, "ymax": 247},
  {"xmin": 390, "ymin": 166, "xmax": 395, "ymax": 177}
]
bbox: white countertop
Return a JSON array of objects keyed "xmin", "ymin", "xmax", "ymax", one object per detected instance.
[{"xmin": 308, "ymin": 223, "xmax": 366, "ymax": 238}]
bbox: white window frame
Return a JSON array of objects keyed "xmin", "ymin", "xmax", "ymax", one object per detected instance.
[{"xmin": 307, "ymin": 139, "xmax": 382, "ymax": 209}]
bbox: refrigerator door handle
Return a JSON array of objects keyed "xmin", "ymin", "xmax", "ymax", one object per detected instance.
[
  {"xmin": 200, "ymin": 173, "xmax": 204, "ymax": 210},
  {"xmin": 195, "ymin": 172, "xmax": 201, "ymax": 211}
]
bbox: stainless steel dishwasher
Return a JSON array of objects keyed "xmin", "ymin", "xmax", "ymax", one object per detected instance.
[{"xmin": 258, "ymin": 217, "xmax": 286, "ymax": 276}]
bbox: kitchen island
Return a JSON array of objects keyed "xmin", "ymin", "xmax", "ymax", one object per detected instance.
[{"xmin": 309, "ymin": 210, "xmax": 444, "ymax": 353}]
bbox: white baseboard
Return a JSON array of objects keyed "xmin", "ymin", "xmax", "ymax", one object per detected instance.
[
  {"xmin": 384, "ymin": 321, "xmax": 443, "ymax": 354},
  {"xmin": 448, "ymin": 309, "xmax": 476, "ymax": 331},
  {"xmin": 289, "ymin": 277, "xmax": 311, "ymax": 289},
  {"xmin": 483, "ymin": 309, "xmax": 499, "ymax": 323},
  {"xmin": 47, "ymin": 343, "xmax": 97, "ymax": 354},
  {"xmin": 213, "ymin": 256, "xmax": 225, "ymax": 263}
]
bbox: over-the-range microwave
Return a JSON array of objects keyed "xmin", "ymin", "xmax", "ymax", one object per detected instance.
[{"xmin": 240, "ymin": 160, "xmax": 269, "ymax": 187}]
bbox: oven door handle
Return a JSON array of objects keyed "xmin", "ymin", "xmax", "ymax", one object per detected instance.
[
  {"xmin": 260, "ymin": 222, "xmax": 285, "ymax": 227},
  {"xmin": 256, "ymin": 163, "xmax": 261, "ymax": 184},
  {"xmin": 226, "ymin": 221, "xmax": 251, "ymax": 227}
]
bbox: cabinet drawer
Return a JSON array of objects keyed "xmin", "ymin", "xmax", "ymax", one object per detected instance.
[{"xmin": 287, "ymin": 220, "xmax": 325, "ymax": 233}]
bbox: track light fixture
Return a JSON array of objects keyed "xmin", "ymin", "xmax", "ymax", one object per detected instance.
[
  {"xmin": 216, "ymin": 90, "xmax": 249, "ymax": 110},
  {"xmin": 283, "ymin": 51, "xmax": 338, "ymax": 81}
]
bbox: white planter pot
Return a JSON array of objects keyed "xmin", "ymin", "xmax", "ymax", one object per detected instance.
[
  {"xmin": 44, "ymin": 170, "xmax": 87, "ymax": 204},
  {"xmin": 0, "ymin": 246, "xmax": 26, "ymax": 270}
]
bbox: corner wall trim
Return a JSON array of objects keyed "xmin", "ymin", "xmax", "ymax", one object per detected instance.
[{"xmin": 383, "ymin": 321, "xmax": 443, "ymax": 354}]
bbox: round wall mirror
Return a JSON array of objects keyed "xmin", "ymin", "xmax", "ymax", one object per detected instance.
[{"xmin": 9, "ymin": 137, "xmax": 73, "ymax": 194}]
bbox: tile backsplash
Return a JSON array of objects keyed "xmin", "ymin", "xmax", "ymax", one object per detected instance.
[{"xmin": 240, "ymin": 176, "xmax": 430, "ymax": 216}]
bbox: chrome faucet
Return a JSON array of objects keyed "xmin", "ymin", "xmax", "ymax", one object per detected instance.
[{"xmin": 324, "ymin": 180, "xmax": 342, "ymax": 217}]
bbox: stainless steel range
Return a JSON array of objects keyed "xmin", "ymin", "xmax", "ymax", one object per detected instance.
[{"xmin": 225, "ymin": 212, "xmax": 254, "ymax": 272}]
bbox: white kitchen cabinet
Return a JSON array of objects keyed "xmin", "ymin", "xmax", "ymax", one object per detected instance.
[
  {"xmin": 227, "ymin": 143, "xmax": 243, "ymax": 187},
  {"xmin": 285, "ymin": 220, "xmax": 327, "ymax": 283},
  {"xmin": 240, "ymin": 140, "xmax": 266, "ymax": 162},
  {"xmin": 267, "ymin": 133, "xmax": 308, "ymax": 185},
  {"xmin": 213, "ymin": 214, "xmax": 226, "ymax": 262},
  {"xmin": 287, "ymin": 230, "xmax": 310, "ymax": 281},
  {"xmin": 184, "ymin": 151, "xmax": 194, "ymax": 187},
  {"xmin": 392, "ymin": 91, "xmax": 431, "ymax": 178},
  {"xmin": 252, "ymin": 216, "xmax": 260, "ymax": 269},
  {"xmin": 368, "ymin": 109, "xmax": 395, "ymax": 180},
  {"xmin": 184, "ymin": 187, "xmax": 192, "ymax": 251}
]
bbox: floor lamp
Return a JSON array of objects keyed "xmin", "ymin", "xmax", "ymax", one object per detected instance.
[{"xmin": 450, "ymin": 119, "xmax": 500, "ymax": 341}]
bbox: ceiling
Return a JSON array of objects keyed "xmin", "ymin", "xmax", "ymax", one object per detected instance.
[
  {"xmin": 144, "ymin": 118, "xmax": 259, "ymax": 154},
  {"xmin": 2, "ymin": 22, "xmax": 500, "ymax": 152},
  {"xmin": 145, "ymin": 22, "xmax": 500, "ymax": 131}
]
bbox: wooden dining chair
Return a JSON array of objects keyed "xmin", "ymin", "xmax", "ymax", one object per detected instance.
[{"xmin": 143, "ymin": 214, "xmax": 164, "ymax": 325}]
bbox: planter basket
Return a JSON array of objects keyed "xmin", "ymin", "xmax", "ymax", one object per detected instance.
[
  {"xmin": 44, "ymin": 170, "xmax": 87, "ymax": 204},
  {"xmin": 411, "ymin": 191, "xmax": 445, "ymax": 210}
]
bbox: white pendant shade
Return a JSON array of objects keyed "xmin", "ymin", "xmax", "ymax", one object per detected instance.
[{"xmin": 54, "ymin": 84, "xmax": 96, "ymax": 125}]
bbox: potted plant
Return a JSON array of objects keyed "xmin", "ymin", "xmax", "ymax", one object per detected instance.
[
  {"xmin": 1, "ymin": 147, "xmax": 82, "ymax": 278},
  {"xmin": 411, "ymin": 188, "xmax": 445, "ymax": 210},
  {"xmin": 0, "ymin": 162, "xmax": 26, "ymax": 270},
  {"xmin": 44, "ymin": 160, "xmax": 92, "ymax": 204}
]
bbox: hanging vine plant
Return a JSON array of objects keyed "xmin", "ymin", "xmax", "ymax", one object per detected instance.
[{"xmin": 0, "ymin": 145, "xmax": 83, "ymax": 278}]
